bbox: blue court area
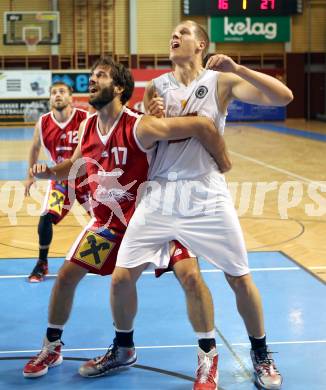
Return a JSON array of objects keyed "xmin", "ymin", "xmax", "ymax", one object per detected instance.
[
  {"xmin": 0, "ymin": 252, "xmax": 325, "ymax": 389},
  {"xmin": 0, "ymin": 127, "xmax": 34, "ymax": 141}
]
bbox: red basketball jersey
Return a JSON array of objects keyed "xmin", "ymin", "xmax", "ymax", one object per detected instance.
[
  {"xmin": 39, "ymin": 108, "xmax": 88, "ymax": 163},
  {"xmin": 80, "ymin": 106, "xmax": 152, "ymax": 231}
]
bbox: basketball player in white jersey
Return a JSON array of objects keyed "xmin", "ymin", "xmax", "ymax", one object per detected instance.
[{"xmin": 85, "ymin": 21, "xmax": 293, "ymax": 390}]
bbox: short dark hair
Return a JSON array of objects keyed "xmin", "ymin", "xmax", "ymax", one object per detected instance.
[
  {"xmin": 50, "ymin": 81, "xmax": 73, "ymax": 95},
  {"xmin": 91, "ymin": 56, "xmax": 134, "ymax": 105},
  {"xmin": 186, "ymin": 20, "xmax": 210, "ymax": 61}
]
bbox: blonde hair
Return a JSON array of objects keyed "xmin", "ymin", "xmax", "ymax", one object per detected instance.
[{"xmin": 185, "ymin": 20, "xmax": 209, "ymax": 60}]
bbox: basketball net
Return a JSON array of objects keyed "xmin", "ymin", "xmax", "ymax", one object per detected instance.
[
  {"xmin": 25, "ymin": 36, "xmax": 40, "ymax": 52},
  {"xmin": 23, "ymin": 26, "xmax": 42, "ymax": 52}
]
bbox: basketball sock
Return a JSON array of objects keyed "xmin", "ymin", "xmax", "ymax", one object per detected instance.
[
  {"xmin": 38, "ymin": 214, "xmax": 54, "ymax": 261},
  {"xmin": 39, "ymin": 248, "xmax": 49, "ymax": 263},
  {"xmin": 198, "ymin": 338, "xmax": 216, "ymax": 353},
  {"xmin": 249, "ymin": 334, "xmax": 267, "ymax": 351},
  {"xmin": 115, "ymin": 328, "xmax": 134, "ymax": 348},
  {"xmin": 46, "ymin": 325, "xmax": 64, "ymax": 342},
  {"xmin": 196, "ymin": 329, "xmax": 216, "ymax": 353}
]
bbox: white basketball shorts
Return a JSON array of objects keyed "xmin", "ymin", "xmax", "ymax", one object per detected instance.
[{"xmin": 116, "ymin": 171, "xmax": 249, "ymax": 277}]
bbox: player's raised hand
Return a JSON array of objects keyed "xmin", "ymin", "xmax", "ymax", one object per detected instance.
[
  {"xmin": 148, "ymin": 92, "xmax": 166, "ymax": 118},
  {"xmin": 206, "ymin": 54, "xmax": 240, "ymax": 73},
  {"xmin": 30, "ymin": 163, "xmax": 52, "ymax": 179},
  {"xmin": 24, "ymin": 177, "xmax": 35, "ymax": 197}
]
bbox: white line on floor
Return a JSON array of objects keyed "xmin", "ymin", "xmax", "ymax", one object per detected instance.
[
  {"xmin": 0, "ymin": 266, "xmax": 325, "ymax": 279},
  {"xmin": 1, "ymin": 340, "xmax": 326, "ymax": 355},
  {"xmin": 229, "ymin": 150, "xmax": 318, "ymax": 184}
]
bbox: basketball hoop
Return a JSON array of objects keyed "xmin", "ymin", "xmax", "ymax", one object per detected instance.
[{"xmin": 23, "ymin": 26, "xmax": 42, "ymax": 52}]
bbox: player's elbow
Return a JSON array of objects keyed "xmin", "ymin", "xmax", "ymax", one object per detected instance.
[
  {"xmin": 197, "ymin": 119, "xmax": 218, "ymax": 141},
  {"xmin": 277, "ymin": 87, "xmax": 294, "ymax": 106}
]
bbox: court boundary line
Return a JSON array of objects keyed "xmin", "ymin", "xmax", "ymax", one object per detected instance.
[
  {"xmin": 1, "ymin": 265, "xmax": 326, "ymax": 280},
  {"xmin": 1, "ymin": 339, "xmax": 325, "ymax": 355},
  {"xmin": 280, "ymin": 250, "xmax": 326, "ymax": 285},
  {"xmin": 229, "ymin": 150, "xmax": 317, "ymax": 184}
]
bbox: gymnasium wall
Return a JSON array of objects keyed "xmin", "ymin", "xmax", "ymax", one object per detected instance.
[
  {"xmin": 0, "ymin": 0, "xmax": 325, "ymax": 119},
  {"xmin": 0, "ymin": 0, "xmax": 325, "ymax": 57}
]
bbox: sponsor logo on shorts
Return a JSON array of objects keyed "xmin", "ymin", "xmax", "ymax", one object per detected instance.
[
  {"xmin": 174, "ymin": 248, "xmax": 182, "ymax": 256},
  {"xmin": 48, "ymin": 189, "xmax": 65, "ymax": 215},
  {"xmin": 74, "ymin": 231, "xmax": 115, "ymax": 269}
]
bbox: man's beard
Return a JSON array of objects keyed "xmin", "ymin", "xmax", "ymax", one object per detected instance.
[
  {"xmin": 53, "ymin": 101, "xmax": 69, "ymax": 112},
  {"xmin": 89, "ymin": 85, "xmax": 115, "ymax": 110}
]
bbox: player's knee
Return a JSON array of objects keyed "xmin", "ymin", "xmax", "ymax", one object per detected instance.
[
  {"xmin": 111, "ymin": 269, "xmax": 133, "ymax": 292},
  {"xmin": 56, "ymin": 264, "xmax": 82, "ymax": 288},
  {"xmin": 177, "ymin": 267, "xmax": 203, "ymax": 292},
  {"xmin": 225, "ymin": 273, "xmax": 252, "ymax": 294}
]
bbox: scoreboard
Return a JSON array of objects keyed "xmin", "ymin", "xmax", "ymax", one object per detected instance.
[{"xmin": 183, "ymin": 0, "xmax": 303, "ymax": 16}]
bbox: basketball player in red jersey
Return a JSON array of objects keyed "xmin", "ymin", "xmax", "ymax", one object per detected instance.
[
  {"xmin": 22, "ymin": 57, "xmax": 230, "ymax": 378},
  {"xmin": 24, "ymin": 82, "xmax": 90, "ymax": 282}
]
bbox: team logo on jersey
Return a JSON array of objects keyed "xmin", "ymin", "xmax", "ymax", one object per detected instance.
[
  {"xmin": 60, "ymin": 133, "xmax": 66, "ymax": 139},
  {"xmin": 101, "ymin": 151, "xmax": 109, "ymax": 158},
  {"xmin": 195, "ymin": 86, "xmax": 208, "ymax": 99}
]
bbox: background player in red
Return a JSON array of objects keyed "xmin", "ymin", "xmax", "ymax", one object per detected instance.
[
  {"xmin": 24, "ymin": 82, "xmax": 90, "ymax": 282},
  {"xmin": 22, "ymin": 57, "xmax": 230, "ymax": 379}
]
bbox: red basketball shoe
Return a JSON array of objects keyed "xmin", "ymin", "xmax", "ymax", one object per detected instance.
[
  {"xmin": 193, "ymin": 347, "xmax": 218, "ymax": 390},
  {"xmin": 23, "ymin": 339, "xmax": 63, "ymax": 378},
  {"xmin": 28, "ymin": 260, "xmax": 49, "ymax": 283}
]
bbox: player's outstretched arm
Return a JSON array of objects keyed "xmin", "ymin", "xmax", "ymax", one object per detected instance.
[
  {"xmin": 206, "ymin": 54, "xmax": 293, "ymax": 107},
  {"xmin": 30, "ymin": 159, "xmax": 74, "ymax": 180},
  {"xmin": 25, "ymin": 121, "xmax": 42, "ymax": 196},
  {"xmin": 136, "ymin": 115, "xmax": 231, "ymax": 173}
]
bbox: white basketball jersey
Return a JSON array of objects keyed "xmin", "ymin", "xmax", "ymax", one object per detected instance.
[{"xmin": 149, "ymin": 69, "xmax": 227, "ymax": 180}]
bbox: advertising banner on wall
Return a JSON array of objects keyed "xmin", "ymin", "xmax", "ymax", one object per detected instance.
[
  {"xmin": 0, "ymin": 71, "xmax": 52, "ymax": 98},
  {"xmin": 0, "ymin": 69, "xmax": 285, "ymax": 123},
  {"xmin": 71, "ymin": 69, "xmax": 168, "ymax": 112},
  {"xmin": 0, "ymin": 99, "xmax": 49, "ymax": 123},
  {"xmin": 211, "ymin": 16, "xmax": 290, "ymax": 42},
  {"xmin": 52, "ymin": 71, "xmax": 90, "ymax": 94},
  {"xmin": 228, "ymin": 100, "xmax": 285, "ymax": 121}
]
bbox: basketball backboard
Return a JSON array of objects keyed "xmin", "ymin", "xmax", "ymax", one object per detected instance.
[{"xmin": 3, "ymin": 11, "xmax": 60, "ymax": 45}]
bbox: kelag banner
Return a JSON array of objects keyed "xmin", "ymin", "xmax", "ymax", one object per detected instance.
[{"xmin": 211, "ymin": 16, "xmax": 290, "ymax": 42}]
